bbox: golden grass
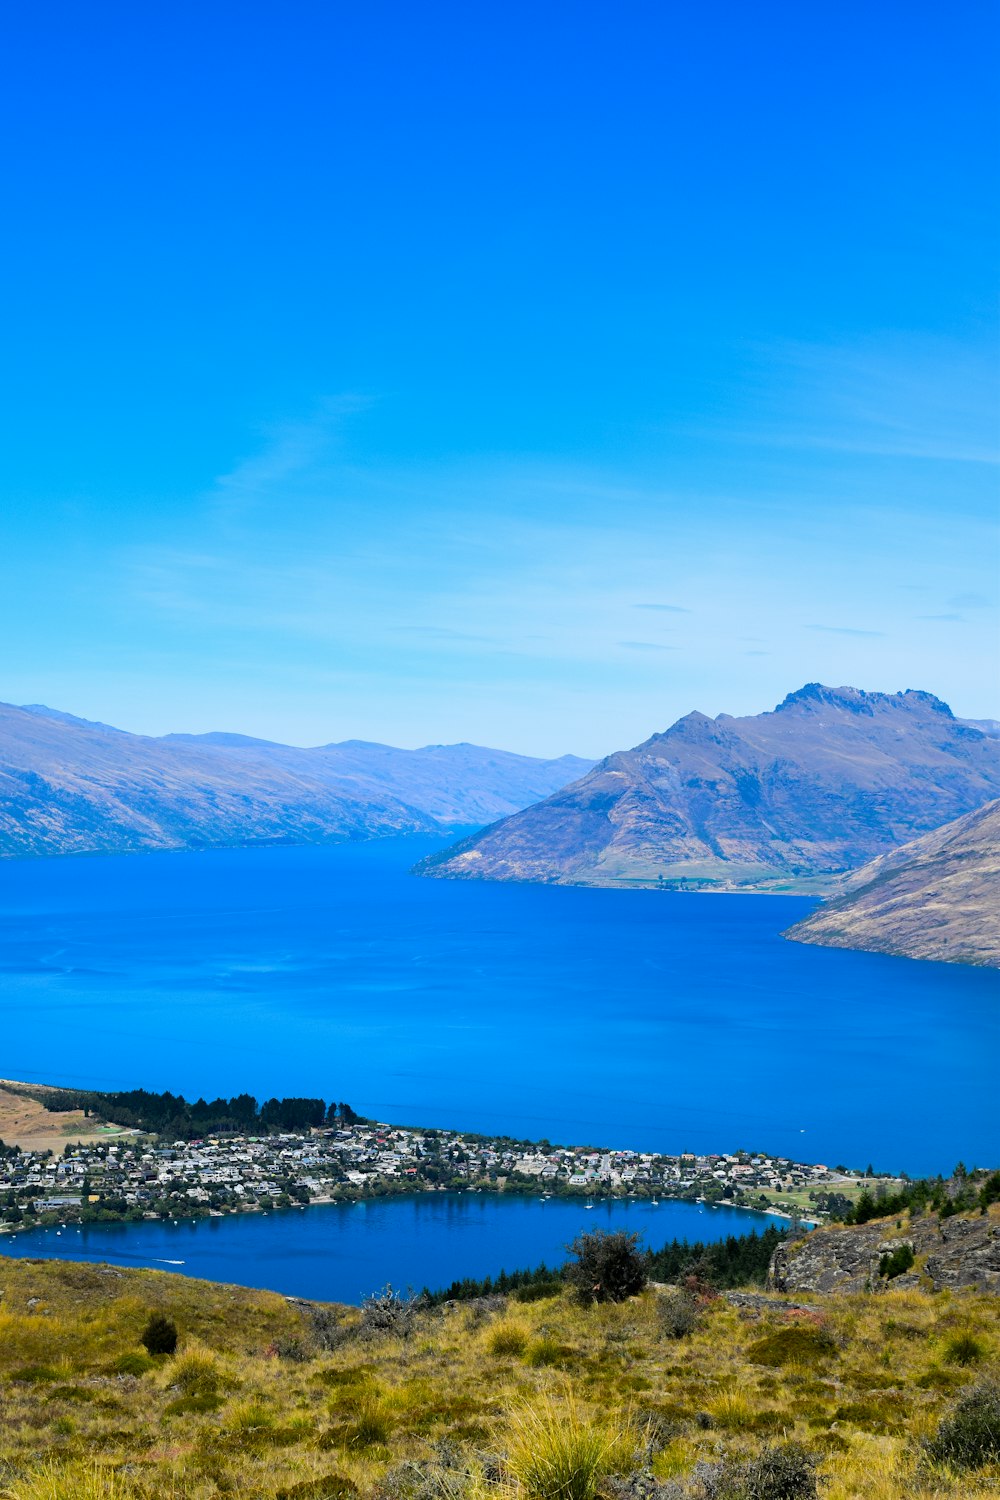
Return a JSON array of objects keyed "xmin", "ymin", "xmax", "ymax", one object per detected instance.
[
  {"xmin": 0, "ymin": 1239, "xmax": 998, "ymax": 1498},
  {"xmin": 503, "ymin": 1390, "xmax": 641, "ymax": 1500}
]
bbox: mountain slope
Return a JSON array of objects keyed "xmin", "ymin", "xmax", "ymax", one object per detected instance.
[
  {"xmin": 416, "ymin": 684, "xmax": 1000, "ymax": 891},
  {"xmin": 0, "ymin": 1232, "xmax": 997, "ymax": 1499},
  {"xmin": 784, "ymin": 798, "xmax": 1000, "ymax": 967},
  {"xmin": 0, "ymin": 702, "xmax": 592, "ymax": 859}
]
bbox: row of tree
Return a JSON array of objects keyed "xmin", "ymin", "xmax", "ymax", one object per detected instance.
[
  {"xmin": 844, "ymin": 1167, "xmax": 1000, "ymax": 1225},
  {"xmin": 422, "ymin": 1224, "xmax": 788, "ymax": 1305},
  {"xmin": 35, "ymin": 1085, "xmax": 363, "ymax": 1140}
]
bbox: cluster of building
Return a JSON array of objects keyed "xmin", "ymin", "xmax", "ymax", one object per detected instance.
[{"xmin": 0, "ymin": 1119, "xmax": 869, "ymax": 1231}]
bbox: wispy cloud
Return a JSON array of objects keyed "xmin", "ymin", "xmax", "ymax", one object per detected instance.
[
  {"xmin": 618, "ymin": 641, "xmax": 679, "ymax": 652},
  {"xmin": 807, "ymin": 625, "xmax": 886, "ymax": 638},
  {"xmin": 210, "ymin": 397, "xmax": 373, "ymax": 526},
  {"xmin": 918, "ymin": 613, "xmax": 964, "ymax": 622},
  {"xmin": 683, "ymin": 336, "xmax": 999, "ymax": 466},
  {"xmin": 391, "ymin": 625, "xmax": 495, "ymax": 642},
  {"xmin": 949, "ymin": 592, "xmax": 993, "ymax": 609},
  {"xmin": 634, "ymin": 603, "xmax": 691, "ymax": 614}
]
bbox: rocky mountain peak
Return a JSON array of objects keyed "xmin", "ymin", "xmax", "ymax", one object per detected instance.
[
  {"xmin": 772, "ymin": 683, "xmax": 954, "ymax": 719},
  {"xmin": 418, "ymin": 682, "xmax": 1000, "ymax": 891}
]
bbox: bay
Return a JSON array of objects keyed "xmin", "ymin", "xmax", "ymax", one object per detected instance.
[
  {"xmin": 0, "ymin": 1194, "xmax": 787, "ymax": 1304},
  {"xmin": 0, "ymin": 835, "xmax": 997, "ymax": 1176}
]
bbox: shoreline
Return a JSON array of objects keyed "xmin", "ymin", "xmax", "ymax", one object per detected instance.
[
  {"xmin": 0, "ymin": 1182, "xmax": 813, "ymax": 1240},
  {"xmin": 0, "ymin": 1078, "xmax": 877, "ymax": 1243}
]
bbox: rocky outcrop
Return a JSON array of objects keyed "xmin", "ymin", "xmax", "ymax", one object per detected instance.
[
  {"xmin": 784, "ymin": 798, "xmax": 1000, "ymax": 967},
  {"xmin": 768, "ymin": 1209, "xmax": 1000, "ymax": 1295},
  {"xmin": 0, "ymin": 701, "xmax": 592, "ymax": 859},
  {"xmin": 417, "ymin": 684, "xmax": 1000, "ymax": 891}
]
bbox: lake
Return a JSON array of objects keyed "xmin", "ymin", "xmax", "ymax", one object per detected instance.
[
  {"xmin": 0, "ymin": 836, "xmax": 997, "ymax": 1178},
  {"xmin": 0, "ymin": 1193, "xmax": 788, "ymax": 1303}
]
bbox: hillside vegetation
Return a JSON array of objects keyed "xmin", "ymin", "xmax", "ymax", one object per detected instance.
[
  {"xmin": 0, "ymin": 1211, "xmax": 998, "ymax": 1499},
  {"xmin": 785, "ymin": 798, "xmax": 1000, "ymax": 967}
]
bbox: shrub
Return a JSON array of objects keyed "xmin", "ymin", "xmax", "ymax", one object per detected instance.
[
  {"xmin": 110, "ymin": 1352, "xmax": 154, "ymax": 1377},
  {"xmin": 878, "ymin": 1243, "xmax": 914, "ymax": 1280},
  {"xmin": 656, "ymin": 1287, "xmax": 698, "ymax": 1339},
  {"xmin": 486, "ymin": 1319, "xmax": 529, "ymax": 1357},
  {"xmin": 943, "ymin": 1331, "xmax": 986, "ymax": 1366},
  {"xmin": 564, "ymin": 1230, "xmax": 647, "ymax": 1305},
  {"xmin": 926, "ymin": 1379, "xmax": 1000, "ymax": 1469},
  {"xmin": 524, "ymin": 1336, "xmax": 568, "ymax": 1367},
  {"xmin": 700, "ymin": 1442, "xmax": 819, "ymax": 1498},
  {"xmin": 275, "ymin": 1478, "xmax": 358, "ymax": 1500},
  {"xmin": 139, "ymin": 1313, "xmax": 178, "ymax": 1356},
  {"xmin": 360, "ymin": 1285, "xmax": 422, "ymax": 1340},
  {"xmin": 746, "ymin": 1324, "xmax": 836, "ymax": 1368},
  {"xmin": 164, "ymin": 1391, "xmax": 223, "ymax": 1415},
  {"xmin": 514, "ymin": 1280, "xmax": 563, "ymax": 1303}
]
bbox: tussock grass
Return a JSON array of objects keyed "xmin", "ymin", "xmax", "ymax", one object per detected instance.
[
  {"xmin": 1, "ymin": 1464, "xmax": 141, "ymax": 1500},
  {"xmin": 503, "ymin": 1391, "xmax": 640, "ymax": 1500},
  {"xmin": 486, "ymin": 1319, "xmax": 530, "ymax": 1357},
  {"xmin": 707, "ymin": 1379, "xmax": 757, "ymax": 1431},
  {"xmin": 0, "ymin": 1229, "xmax": 998, "ymax": 1497}
]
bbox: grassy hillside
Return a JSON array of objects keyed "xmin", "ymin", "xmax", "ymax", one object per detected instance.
[
  {"xmin": 785, "ymin": 797, "xmax": 1000, "ymax": 968},
  {"xmin": 0, "ymin": 1213, "xmax": 998, "ymax": 1499}
]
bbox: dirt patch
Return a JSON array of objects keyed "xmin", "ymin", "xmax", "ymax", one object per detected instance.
[{"xmin": 0, "ymin": 1081, "xmax": 133, "ymax": 1152}]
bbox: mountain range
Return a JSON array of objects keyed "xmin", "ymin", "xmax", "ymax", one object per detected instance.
[
  {"xmin": 416, "ymin": 684, "xmax": 1000, "ymax": 892},
  {"xmin": 0, "ymin": 702, "xmax": 592, "ymax": 859},
  {"xmin": 785, "ymin": 797, "xmax": 1000, "ymax": 967}
]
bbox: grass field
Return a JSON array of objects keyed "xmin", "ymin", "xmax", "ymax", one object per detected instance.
[
  {"xmin": 0, "ymin": 1214, "xmax": 997, "ymax": 1499},
  {"xmin": 0, "ymin": 1083, "xmax": 134, "ymax": 1153}
]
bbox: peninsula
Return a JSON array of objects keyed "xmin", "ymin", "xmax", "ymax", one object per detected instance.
[
  {"xmin": 416, "ymin": 684, "xmax": 1000, "ymax": 892},
  {"xmin": 0, "ymin": 1079, "xmax": 883, "ymax": 1233},
  {"xmin": 785, "ymin": 797, "xmax": 1000, "ymax": 968}
]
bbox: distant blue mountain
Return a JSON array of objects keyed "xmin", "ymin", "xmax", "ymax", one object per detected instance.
[{"xmin": 0, "ymin": 702, "xmax": 593, "ymax": 859}]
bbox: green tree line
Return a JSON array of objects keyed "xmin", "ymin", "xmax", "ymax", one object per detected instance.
[{"xmin": 24, "ymin": 1085, "xmax": 363, "ymax": 1140}]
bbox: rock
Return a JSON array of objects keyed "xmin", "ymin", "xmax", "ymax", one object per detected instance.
[{"xmin": 768, "ymin": 1209, "xmax": 1000, "ymax": 1295}]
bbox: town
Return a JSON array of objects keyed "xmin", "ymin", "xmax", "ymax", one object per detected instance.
[{"xmin": 0, "ymin": 1115, "xmax": 885, "ymax": 1233}]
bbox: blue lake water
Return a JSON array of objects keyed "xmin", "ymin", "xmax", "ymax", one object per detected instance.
[
  {"xmin": 0, "ymin": 836, "xmax": 997, "ymax": 1182},
  {"xmin": 0, "ymin": 1194, "xmax": 789, "ymax": 1303}
]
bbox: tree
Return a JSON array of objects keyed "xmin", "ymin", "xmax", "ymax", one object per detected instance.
[
  {"xmin": 140, "ymin": 1313, "xmax": 178, "ymax": 1356},
  {"xmin": 564, "ymin": 1229, "xmax": 647, "ymax": 1304}
]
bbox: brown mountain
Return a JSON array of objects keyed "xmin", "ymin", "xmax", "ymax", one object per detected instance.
[
  {"xmin": 0, "ymin": 702, "xmax": 592, "ymax": 859},
  {"xmin": 783, "ymin": 798, "xmax": 1000, "ymax": 967},
  {"xmin": 416, "ymin": 684, "xmax": 1000, "ymax": 891}
]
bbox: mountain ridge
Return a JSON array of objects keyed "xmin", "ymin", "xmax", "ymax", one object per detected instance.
[
  {"xmin": 0, "ymin": 701, "xmax": 593, "ymax": 860},
  {"xmin": 784, "ymin": 797, "xmax": 1000, "ymax": 967},
  {"xmin": 416, "ymin": 684, "xmax": 1000, "ymax": 891}
]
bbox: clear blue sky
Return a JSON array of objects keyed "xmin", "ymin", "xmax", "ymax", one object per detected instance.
[{"xmin": 2, "ymin": 2, "xmax": 997, "ymax": 756}]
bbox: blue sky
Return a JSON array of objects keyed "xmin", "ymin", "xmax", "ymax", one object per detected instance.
[{"xmin": 2, "ymin": 2, "xmax": 997, "ymax": 756}]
